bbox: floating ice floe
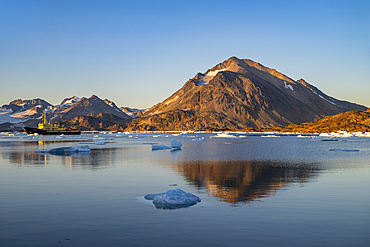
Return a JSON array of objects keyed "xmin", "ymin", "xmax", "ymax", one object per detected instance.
[
  {"xmin": 0, "ymin": 134, "xmax": 20, "ymax": 139},
  {"xmin": 144, "ymin": 189, "xmax": 201, "ymax": 209},
  {"xmin": 321, "ymin": 137, "xmax": 339, "ymax": 141},
  {"xmin": 80, "ymin": 142, "xmax": 105, "ymax": 145},
  {"xmin": 191, "ymin": 137, "xmax": 205, "ymax": 141},
  {"xmin": 94, "ymin": 141, "xmax": 106, "ymax": 145},
  {"xmin": 170, "ymin": 138, "xmax": 182, "ymax": 149},
  {"xmin": 93, "ymin": 136, "xmax": 112, "ymax": 141},
  {"xmin": 152, "ymin": 139, "xmax": 182, "ymax": 150},
  {"xmin": 151, "ymin": 144, "xmax": 173, "ymax": 150},
  {"xmin": 35, "ymin": 145, "xmax": 90, "ymax": 155},
  {"xmin": 212, "ymin": 133, "xmax": 246, "ymax": 139},
  {"xmin": 329, "ymin": 148, "xmax": 359, "ymax": 152}
]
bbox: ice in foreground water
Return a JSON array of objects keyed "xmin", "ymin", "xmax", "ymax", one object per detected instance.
[
  {"xmin": 35, "ymin": 145, "xmax": 90, "ymax": 155},
  {"xmin": 145, "ymin": 189, "xmax": 201, "ymax": 209}
]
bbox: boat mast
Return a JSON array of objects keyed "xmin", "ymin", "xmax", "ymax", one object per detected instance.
[{"xmin": 43, "ymin": 110, "xmax": 48, "ymax": 125}]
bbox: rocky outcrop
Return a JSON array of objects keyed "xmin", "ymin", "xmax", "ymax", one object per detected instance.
[{"xmin": 268, "ymin": 108, "xmax": 370, "ymax": 133}]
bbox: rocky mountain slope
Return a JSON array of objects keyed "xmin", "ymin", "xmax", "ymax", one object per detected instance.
[
  {"xmin": 1, "ymin": 99, "xmax": 52, "ymax": 118},
  {"xmin": 266, "ymin": 108, "xmax": 370, "ymax": 133},
  {"xmin": 127, "ymin": 57, "xmax": 366, "ymax": 131},
  {"xmin": 62, "ymin": 113, "xmax": 130, "ymax": 131},
  {"xmin": 58, "ymin": 95, "xmax": 131, "ymax": 121},
  {"xmin": 0, "ymin": 95, "xmax": 132, "ymax": 131},
  {"xmin": 121, "ymin": 107, "xmax": 148, "ymax": 118}
]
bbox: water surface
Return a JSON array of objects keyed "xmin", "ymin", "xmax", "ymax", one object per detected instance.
[{"xmin": 1, "ymin": 133, "xmax": 369, "ymax": 246}]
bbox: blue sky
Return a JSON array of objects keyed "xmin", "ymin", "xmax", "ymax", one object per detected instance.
[{"xmin": 1, "ymin": 0, "xmax": 369, "ymax": 108}]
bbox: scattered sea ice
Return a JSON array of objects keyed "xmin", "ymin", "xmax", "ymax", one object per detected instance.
[{"xmin": 192, "ymin": 137, "xmax": 205, "ymax": 141}]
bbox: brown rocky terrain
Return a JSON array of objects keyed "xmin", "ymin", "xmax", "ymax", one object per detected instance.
[
  {"xmin": 62, "ymin": 113, "xmax": 130, "ymax": 131},
  {"xmin": 127, "ymin": 57, "xmax": 366, "ymax": 131},
  {"xmin": 60, "ymin": 95, "xmax": 131, "ymax": 121},
  {"xmin": 264, "ymin": 108, "xmax": 370, "ymax": 133}
]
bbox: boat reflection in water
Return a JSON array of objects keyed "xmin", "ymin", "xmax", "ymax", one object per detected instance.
[{"xmin": 169, "ymin": 159, "xmax": 321, "ymax": 204}]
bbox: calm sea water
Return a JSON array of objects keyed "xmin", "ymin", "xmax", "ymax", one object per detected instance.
[{"xmin": 0, "ymin": 133, "xmax": 369, "ymax": 247}]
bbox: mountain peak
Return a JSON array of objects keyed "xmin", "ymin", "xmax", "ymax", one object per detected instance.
[
  {"xmin": 60, "ymin": 96, "xmax": 81, "ymax": 105},
  {"xmin": 128, "ymin": 57, "xmax": 367, "ymax": 131}
]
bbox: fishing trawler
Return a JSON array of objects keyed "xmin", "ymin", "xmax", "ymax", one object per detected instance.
[{"xmin": 24, "ymin": 111, "xmax": 81, "ymax": 135}]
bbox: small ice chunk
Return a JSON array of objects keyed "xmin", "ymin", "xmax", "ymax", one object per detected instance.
[
  {"xmin": 93, "ymin": 137, "xmax": 112, "ymax": 141},
  {"xmin": 170, "ymin": 138, "xmax": 182, "ymax": 149},
  {"xmin": 94, "ymin": 141, "xmax": 106, "ymax": 145},
  {"xmin": 145, "ymin": 189, "xmax": 201, "ymax": 209},
  {"xmin": 151, "ymin": 144, "xmax": 172, "ymax": 150},
  {"xmin": 68, "ymin": 145, "xmax": 90, "ymax": 152},
  {"xmin": 212, "ymin": 133, "xmax": 246, "ymax": 139},
  {"xmin": 192, "ymin": 137, "xmax": 205, "ymax": 141}
]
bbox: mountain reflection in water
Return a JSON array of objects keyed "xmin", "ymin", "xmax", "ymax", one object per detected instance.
[{"xmin": 170, "ymin": 160, "xmax": 321, "ymax": 204}]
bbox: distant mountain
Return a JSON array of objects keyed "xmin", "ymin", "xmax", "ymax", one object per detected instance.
[
  {"xmin": 0, "ymin": 95, "xmax": 132, "ymax": 131},
  {"xmin": 127, "ymin": 57, "xmax": 367, "ymax": 131},
  {"xmin": 121, "ymin": 107, "xmax": 148, "ymax": 118},
  {"xmin": 62, "ymin": 113, "xmax": 130, "ymax": 131},
  {"xmin": 59, "ymin": 95, "xmax": 131, "ymax": 121},
  {"xmin": 1, "ymin": 98, "xmax": 52, "ymax": 117}
]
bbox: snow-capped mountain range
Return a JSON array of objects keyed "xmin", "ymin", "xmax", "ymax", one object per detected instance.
[
  {"xmin": 1, "ymin": 57, "xmax": 368, "ymax": 132},
  {"xmin": 0, "ymin": 95, "xmax": 146, "ymax": 131}
]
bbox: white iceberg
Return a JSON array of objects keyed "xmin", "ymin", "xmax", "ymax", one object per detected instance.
[
  {"xmin": 35, "ymin": 145, "xmax": 90, "ymax": 155},
  {"xmin": 144, "ymin": 189, "xmax": 201, "ymax": 209},
  {"xmin": 192, "ymin": 137, "xmax": 205, "ymax": 141},
  {"xmin": 151, "ymin": 138, "xmax": 182, "ymax": 150},
  {"xmin": 212, "ymin": 133, "xmax": 246, "ymax": 139},
  {"xmin": 170, "ymin": 138, "xmax": 182, "ymax": 149}
]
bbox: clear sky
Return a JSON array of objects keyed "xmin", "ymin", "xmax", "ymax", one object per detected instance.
[{"xmin": 1, "ymin": 0, "xmax": 369, "ymax": 109}]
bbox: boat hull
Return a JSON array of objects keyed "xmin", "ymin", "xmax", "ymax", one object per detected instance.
[{"xmin": 24, "ymin": 127, "xmax": 81, "ymax": 135}]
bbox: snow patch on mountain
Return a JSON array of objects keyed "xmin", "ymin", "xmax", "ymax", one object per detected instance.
[
  {"xmin": 11, "ymin": 105, "xmax": 42, "ymax": 117},
  {"xmin": 55, "ymin": 96, "xmax": 81, "ymax": 108},
  {"xmin": 313, "ymin": 92, "xmax": 342, "ymax": 108},
  {"xmin": 121, "ymin": 107, "xmax": 148, "ymax": 118},
  {"xmin": 195, "ymin": 68, "xmax": 228, "ymax": 86},
  {"xmin": 0, "ymin": 109, "xmax": 29, "ymax": 124},
  {"xmin": 284, "ymin": 81, "xmax": 294, "ymax": 91}
]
